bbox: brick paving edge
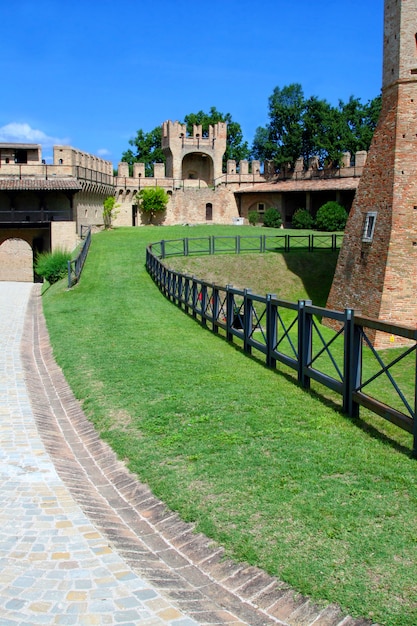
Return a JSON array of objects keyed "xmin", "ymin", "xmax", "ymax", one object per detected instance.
[{"xmin": 21, "ymin": 284, "xmax": 380, "ymax": 626}]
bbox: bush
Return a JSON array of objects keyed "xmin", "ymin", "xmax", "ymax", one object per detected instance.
[
  {"xmin": 292, "ymin": 208, "xmax": 315, "ymax": 230},
  {"xmin": 263, "ymin": 207, "xmax": 282, "ymax": 228},
  {"xmin": 315, "ymin": 201, "xmax": 348, "ymax": 231},
  {"xmin": 135, "ymin": 187, "xmax": 169, "ymax": 224},
  {"xmin": 248, "ymin": 210, "xmax": 260, "ymax": 226},
  {"xmin": 103, "ymin": 196, "xmax": 120, "ymax": 229},
  {"xmin": 35, "ymin": 249, "xmax": 71, "ymax": 284}
]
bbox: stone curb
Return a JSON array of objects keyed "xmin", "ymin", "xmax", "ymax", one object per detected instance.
[{"xmin": 23, "ymin": 284, "xmax": 378, "ymax": 626}]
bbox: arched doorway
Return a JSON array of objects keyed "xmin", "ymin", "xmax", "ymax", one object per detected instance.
[{"xmin": 0, "ymin": 238, "xmax": 33, "ymax": 282}]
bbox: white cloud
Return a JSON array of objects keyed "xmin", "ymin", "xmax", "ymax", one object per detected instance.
[
  {"xmin": 0, "ymin": 122, "xmax": 69, "ymax": 148},
  {"xmin": 97, "ymin": 148, "xmax": 111, "ymax": 157}
]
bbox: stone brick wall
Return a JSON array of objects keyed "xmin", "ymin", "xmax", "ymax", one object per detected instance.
[
  {"xmin": 327, "ymin": 0, "xmax": 417, "ymax": 346},
  {"xmin": 51, "ymin": 221, "xmax": 78, "ymax": 252},
  {"xmin": 0, "ymin": 238, "xmax": 33, "ymax": 282}
]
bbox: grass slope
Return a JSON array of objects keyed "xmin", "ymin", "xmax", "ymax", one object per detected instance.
[{"xmin": 43, "ymin": 226, "xmax": 417, "ymax": 626}]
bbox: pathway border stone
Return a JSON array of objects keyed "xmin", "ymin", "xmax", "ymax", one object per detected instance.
[{"xmin": 22, "ymin": 283, "xmax": 377, "ymax": 626}]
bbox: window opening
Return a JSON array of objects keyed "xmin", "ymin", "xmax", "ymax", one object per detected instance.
[
  {"xmin": 362, "ymin": 211, "xmax": 377, "ymax": 242},
  {"xmin": 15, "ymin": 149, "xmax": 27, "ymax": 164}
]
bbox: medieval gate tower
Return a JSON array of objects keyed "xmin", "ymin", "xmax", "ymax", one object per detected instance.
[{"xmin": 327, "ymin": 0, "xmax": 417, "ymax": 335}]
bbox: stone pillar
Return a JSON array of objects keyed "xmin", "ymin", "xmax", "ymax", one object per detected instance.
[
  {"xmin": 133, "ymin": 163, "xmax": 145, "ymax": 178},
  {"xmin": 118, "ymin": 162, "xmax": 129, "ymax": 177}
]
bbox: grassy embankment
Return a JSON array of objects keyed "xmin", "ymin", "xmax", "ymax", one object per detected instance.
[{"xmin": 42, "ymin": 225, "xmax": 417, "ymax": 626}]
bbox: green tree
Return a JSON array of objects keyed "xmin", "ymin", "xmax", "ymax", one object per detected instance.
[
  {"xmin": 337, "ymin": 94, "xmax": 382, "ymax": 155},
  {"xmin": 103, "ymin": 196, "xmax": 120, "ymax": 229},
  {"xmin": 135, "ymin": 187, "xmax": 169, "ymax": 224},
  {"xmin": 122, "ymin": 127, "xmax": 165, "ymax": 177},
  {"xmin": 301, "ymin": 96, "xmax": 344, "ymax": 167},
  {"xmin": 264, "ymin": 84, "xmax": 305, "ymax": 168},
  {"xmin": 252, "ymin": 84, "xmax": 381, "ymax": 171}
]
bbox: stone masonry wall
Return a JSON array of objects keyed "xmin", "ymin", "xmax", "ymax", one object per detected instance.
[{"xmin": 327, "ymin": 0, "xmax": 417, "ymax": 345}]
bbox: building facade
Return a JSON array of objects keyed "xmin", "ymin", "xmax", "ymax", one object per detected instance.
[
  {"xmin": 0, "ymin": 144, "xmax": 113, "ymax": 281},
  {"xmin": 0, "ymin": 127, "xmax": 366, "ymax": 281},
  {"xmin": 114, "ymin": 123, "xmax": 364, "ymax": 228}
]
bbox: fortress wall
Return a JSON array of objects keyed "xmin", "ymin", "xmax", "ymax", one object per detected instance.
[{"xmin": 114, "ymin": 186, "xmax": 239, "ymax": 227}]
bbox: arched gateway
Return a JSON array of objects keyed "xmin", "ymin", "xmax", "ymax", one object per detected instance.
[{"xmin": 0, "ymin": 238, "xmax": 33, "ymax": 282}]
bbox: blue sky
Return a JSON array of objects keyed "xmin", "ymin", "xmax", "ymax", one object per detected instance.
[{"xmin": 1, "ymin": 0, "xmax": 383, "ymax": 167}]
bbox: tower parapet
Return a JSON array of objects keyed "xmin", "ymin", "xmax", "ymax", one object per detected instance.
[{"xmin": 162, "ymin": 120, "xmax": 227, "ymax": 183}]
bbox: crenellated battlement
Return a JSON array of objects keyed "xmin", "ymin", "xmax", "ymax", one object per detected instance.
[
  {"xmin": 161, "ymin": 120, "xmax": 227, "ymax": 150},
  {"xmin": 53, "ymin": 146, "xmax": 113, "ymax": 176},
  {"xmin": 116, "ymin": 149, "xmax": 367, "ymax": 185}
]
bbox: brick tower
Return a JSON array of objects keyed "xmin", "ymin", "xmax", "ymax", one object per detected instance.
[{"xmin": 326, "ymin": 0, "xmax": 417, "ymax": 338}]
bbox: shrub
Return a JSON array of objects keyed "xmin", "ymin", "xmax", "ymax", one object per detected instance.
[
  {"xmin": 292, "ymin": 208, "xmax": 315, "ymax": 230},
  {"xmin": 103, "ymin": 196, "xmax": 120, "ymax": 229},
  {"xmin": 248, "ymin": 210, "xmax": 260, "ymax": 226},
  {"xmin": 35, "ymin": 249, "xmax": 71, "ymax": 284},
  {"xmin": 263, "ymin": 207, "xmax": 282, "ymax": 228},
  {"xmin": 315, "ymin": 201, "xmax": 348, "ymax": 231},
  {"xmin": 135, "ymin": 186, "xmax": 169, "ymax": 224}
]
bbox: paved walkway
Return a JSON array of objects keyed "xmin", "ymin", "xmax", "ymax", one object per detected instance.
[{"xmin": 0, "ymin": 282, "xmax": 374, "ymax": 626}]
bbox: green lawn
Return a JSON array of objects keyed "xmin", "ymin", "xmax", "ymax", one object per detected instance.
[{"xmin": 43, "ymin": 226, "xmax": 417, "ymax": 626}]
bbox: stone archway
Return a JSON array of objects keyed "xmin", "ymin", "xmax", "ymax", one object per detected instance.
[
  {"xmin": 0, "ymin": 238, "xmax": 33, "ymax": 282},
  {"xmin": 181, "ymin": 153, "xmax": 214, "ymax": 185}
]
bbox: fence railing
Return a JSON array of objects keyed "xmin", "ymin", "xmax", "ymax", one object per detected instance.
[
  {"xmin": 68, "ymin": 226, "xmax": 91, "ymax": 287},
  {"xmin": 146, "ymin": 238, "xmax": 417, "ymax": 456},
  {"xmin": 154, "ymin": 233, "xmax": 342, "ymax": 259}
]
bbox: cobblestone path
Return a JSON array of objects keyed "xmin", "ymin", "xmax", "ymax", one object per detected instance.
[{"xmin": 0, "ymin": 282, "xmax": 376, "ymax": 626}]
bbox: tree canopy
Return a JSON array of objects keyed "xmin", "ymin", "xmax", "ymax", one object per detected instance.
[
  {"xmin": 122, "ymin": 107, "xmax": 250, "ymax": 175},
  {"xmin": 121, "ymin": 91, "xmax": 381, "ymax": 176},
  {"xmin": 122, "ymin": 127, "xmax": 165, "ymax": 177},
  {"xmin": 252, "ymin": 84, "xmax": 381, "ymax": 170}
]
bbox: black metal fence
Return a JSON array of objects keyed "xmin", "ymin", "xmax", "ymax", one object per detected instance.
[
  {"xmin": 67, "ymin": 226, "xmax": 91, "ymax": 287},
  {"xmin": 155, "ymin": 233, "xmax": 342, "ymax": 259},
  {"xmin": 146, "ymin": 237, "xmax": 417, "ymax": 456}
]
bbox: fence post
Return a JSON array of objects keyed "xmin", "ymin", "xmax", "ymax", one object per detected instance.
[
  {"xmin": 285, "ymin": 234, "xmax": 290, "ymax": 252},
  {"xmin": 67, "ymin": 260, "xmax": 72, "ymax": 289},
  {"xmin": 226, "ymin": 285, "xmax": 234, "ymax": 342},
  {"xmin": 192, "ymin": 277, "xmax": 198, "ymax": 319},
  {"xmin": 209, "ymin": 236, "xmax": 214, "ymax": 255},
  {"xmin": 212, "ymin": 285, "xmax": 220, "ymax": 334},
  {"xmin": 266, "ymin": 294, "xmax": 277, "ymax": 368},
  {"xmin": 414, "ymin": 349, "xmax": 417, "ymax": 457},
  {"xmin": 183, "ymin": 238, "xmax": 189, "ymax": 256},
  {"xmin": 177, "ymin": 274, "xmax": 183, "ymax": 307},
  {"xmin": 184, "ymin": 275, "xmax": 191, "ymax": 314},
  {"xmin": 160, "ymin": 240, "xmax": 166, "ymax": 259},
  {"xmin": 298, "ymin": 300, "xmax": 312, "ymax": 388},
  {"xmin": 344, "ymin": 308, "xmax": 361, "ymax": 418},
  {"xmin": 201, "ymin": 284, "xmax": 208, "ymax": 327},
  {"xmin": 243, "ymin": 289, "xmax": 253, "ymax": 354}
]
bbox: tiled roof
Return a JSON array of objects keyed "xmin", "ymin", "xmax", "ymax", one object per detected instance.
[
  {"xmin": 235, "ymin": 177, "xmax": 360, "ymax": 194},
  {"xmin": 0, "ymin": 178, "xmax": 82, "ymax": 191}
]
